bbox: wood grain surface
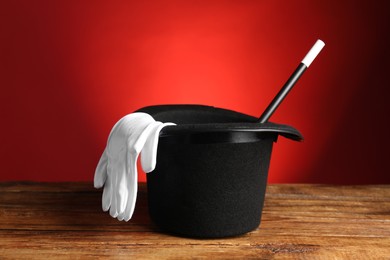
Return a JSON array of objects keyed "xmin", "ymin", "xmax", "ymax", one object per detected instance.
[{"xmin": 0, "ymin": 182, "xmax": 389, "ymax": 259}]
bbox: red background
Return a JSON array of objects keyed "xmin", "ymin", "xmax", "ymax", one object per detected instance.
[{"xmin": 1, "ymin": 0, "xmax": 389, "ymax": 184}]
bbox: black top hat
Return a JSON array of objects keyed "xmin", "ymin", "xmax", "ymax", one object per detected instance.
[{"xmin": 136, "ymin": 105, "xmax": 302, "ymax": 238}]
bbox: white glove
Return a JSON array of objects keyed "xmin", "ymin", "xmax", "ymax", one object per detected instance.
[{"xmin": 94, "ymin": 112, "xmax": 174, "ymax": 221}]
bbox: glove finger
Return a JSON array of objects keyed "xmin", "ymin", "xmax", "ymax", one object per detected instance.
[
  {"xmin": 116, "ymin": 150, "xmax": 129, "ymax": 215},
  {"xmin": 116, "ymin": 159, "xmax": 130, "ymax": 221},
  {"xmin": 140, "ymin": 122, "xmax": 162, "ymax": 173},
  {"xmin": 121, "ymin": 151, "xmax": 139, "ymax": 222},
  {"xmin": 141, "ymin": 122, "xmax": 175, "ymax": 173},
  {"xmin": 102, "ymin": 160, "xmax": 112, "ymax": 212},
  {"xmin": 131, "ymin": 119, "xmax": 158, "ymax": 154},
  {"xmin": 94, "ymin": 149, "xmax": 108, "ymax": 188},
  {"xmin": 109, "ymin": 161, "xmax": 119, "ymax": 218}
]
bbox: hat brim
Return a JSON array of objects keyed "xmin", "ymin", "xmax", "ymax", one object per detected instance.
[{"xmin": 136, "ymin": 104, "xmax": 303, "ymax": 141}]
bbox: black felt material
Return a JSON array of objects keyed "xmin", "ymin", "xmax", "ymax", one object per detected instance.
[
  {"xmin": 136, "ymin": 105, "xmax": 302, "ymax": 238},
  {"xmin": 147, "ymin": 139, "xmax": 273, "ymax": 238}
]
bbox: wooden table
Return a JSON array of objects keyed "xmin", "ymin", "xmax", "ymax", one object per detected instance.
[{"xmin": 0, "ymin": 182, "xmax": 389, "ymax": 259}]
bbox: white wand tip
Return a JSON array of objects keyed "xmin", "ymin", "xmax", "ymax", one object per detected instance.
[{"xmin": 301, "ymin": 39, "xmax": 325, "ymax": 67}]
